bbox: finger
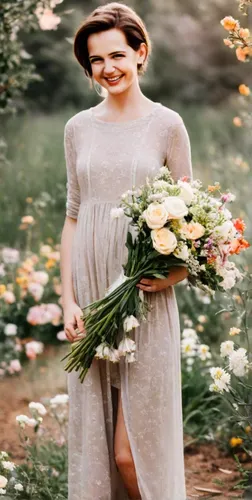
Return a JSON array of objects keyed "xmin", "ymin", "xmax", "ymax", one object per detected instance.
[
  {"xmin": 137, "ymin": 284, "xmax": 153, "ymax": 292},
  {"xmin": 76, "ymin": 315, "xmax": 86, "ymax": 334},
  {"xmin": 65, "ymin": 322, "xmax": 76, "ymax": 342},
  {"xmin": 139, "ymin": 278, "xmax": 153, "ymax": 285}
]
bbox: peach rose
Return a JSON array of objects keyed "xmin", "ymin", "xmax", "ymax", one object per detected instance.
[
  {"xmin": 236, "ymin": 46, "xmax": 251, "ymax": 62},
  {"xmin": 0, "ymin": 475, "xmax": 7, "ymax": 489},
  {"xmin": 143, "ymin": 203, "xmax": 168, "ymax": 229},
  {"xmin": 233, "ymin": 116, "xmax": 242, "ymax": 127},
  {"xmin": 223, "ymin": 38, "xmax": 234, "ymax": 48},
  {"xmin": 181, "ymin": 222, "xmax": 205, "ymax": 240},
  {"xmin": 239, "ymin": 28, "xmax": 250, "ymax": 39},
  {"xmin": 151, "ymin": 227, "xmax": 177, "ymax": 255}
]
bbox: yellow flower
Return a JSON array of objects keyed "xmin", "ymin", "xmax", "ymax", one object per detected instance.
[
  {"xmin": 21, "ymin": 215, "xmax": 35, "ymax": 225},
  {"xmin": 233, "ymin": 116, "xmax": 242, "ymax": 127},
  {"xmin": 221, "ymin": 16, "xmax": 240, "ymax": 31},
  {"xmin": 239, "ymin": 28, "xmax": 250, "ymax": 39},
  {"xmin": 230, "ymin": 437, "xmax": 243, "ymax": 447},
  {"xmin": 26, "ymin": 197, "xmax": 33, "ymax": 204},
  {"xmin": 245, "ymin": 426, "xmax": 251, "ymax": 434},
  {"xmin": 16, "ymin": 276, "xmax": 29, "ymax": 287},
  {"xmin": 45, "ymin": 259, "xmax": 56, "ymax": 269},
  {"xmin": 0, "ymin": 284, "xmax": 6, "ymax": 296},
  {"xmin": 208, "ymin": 183, "xmax": 220, "ymax": 192},
  {"xmin": 238, "ymin": 84, "xmax": 250, "ymax": 96},
  {"xmin": 229, "ymin": 327, "xmax": 241, "ymax": 336}
]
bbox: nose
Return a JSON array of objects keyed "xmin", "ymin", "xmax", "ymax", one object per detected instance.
[{"xmin": 103, "ymin": 59, "xmax": 116, "ymax": 76}]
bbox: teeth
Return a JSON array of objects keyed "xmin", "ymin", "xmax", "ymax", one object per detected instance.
[{"xmin": 107, "ymin": 76, "xmax": 122, "ymax": 82}]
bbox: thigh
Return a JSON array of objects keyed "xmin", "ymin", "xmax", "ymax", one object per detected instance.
[{"xmin": 114, "ymin": 389, "xmax": 132, "ymax": 457}]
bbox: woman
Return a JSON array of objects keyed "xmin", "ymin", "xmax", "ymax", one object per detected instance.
[{"xmin": 60, "ymin": 3, "xmax": 192, "ymax": 499}]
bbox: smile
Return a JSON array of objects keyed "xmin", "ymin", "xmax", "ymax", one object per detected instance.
[{"xmin": 105, "ymin": 75, "xmax": 124, "ymax": 84}]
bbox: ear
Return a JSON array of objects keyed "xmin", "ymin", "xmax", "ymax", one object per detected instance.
[{"xmin": 138, "ymin": 42, "xmax": 148, "ymax": 64}]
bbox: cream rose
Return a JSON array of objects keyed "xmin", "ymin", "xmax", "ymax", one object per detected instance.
[
  {"xmin": 143, "ymin": 203, "xmax": 168, "ymax": 229},
  {"xmin": 0, "ymin": 476, "xmax": 7, "ymax": 489},
  {"xmin": 174, "ymin": 244, "xmax": 189, "ymax": 261},
  {"xmin": 163, "ymin": 196, "xmax": 188, "ymax": 219},
  {"xmin": 177, "ymin": 180, "xmax": 194, "ymax": 205},
  {"xmin": 151, "ymin": 227, "xmax": 177, "ymax": 255},
  {"xmin": 181, "ymin": 222, "xmax": 205, "ymax": 240}
]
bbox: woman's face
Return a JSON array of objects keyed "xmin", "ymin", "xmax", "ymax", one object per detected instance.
[{"xmin": 87, "ymin": 28, "xmax": 147, "ymax": 95}]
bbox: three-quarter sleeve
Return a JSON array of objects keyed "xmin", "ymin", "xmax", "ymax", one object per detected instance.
[
  {"xmin": 64, "ymin": 120, "xmax": 80, "ymax": 219},
  {"xmin": 165, "ymin": 118, "xmax": 193, "ymax": 181}
]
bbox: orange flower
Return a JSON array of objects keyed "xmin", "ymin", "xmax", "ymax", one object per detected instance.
[
  {"xmin": 230, "ymin": 437, "xmax": 243, "ymax": 447},
  {"xmin": 239, "ymin": 84, "xmax": 250, "ymax": 96},
  {"xmin": 21, "ymin": 215, "xmax": 35, "ymax": 225},
  {"xmin": 236, "ymin": 46, "xmax": 252, "ymax": 62},
  {"xmin": 16, "ymin": 276, "xmax": 29, "ymax": 287},
  {"xmin": 208, "ymin": 183, "xmax": 220, "ymax": 192},
  {"xmin": 45, "ymin": 258, "xmax": 56, "ymax": 269},
  {"xmin": 230, "ymin": 238, "xmax": 250, "ymax": 254},
  {"xmin": 233, "ymin": 116, "xmax": 242, "ymax": 127},
  {"xmin": 207, "ymin": 256, "xmax": 217, "ymax": 265},
  {"xmin": 233, "ymin": 218, "xmax": 246, "ymax": 233},
  {"xmin": 0, "ymin": 284, "xmax": 6, "ymax": 296},
  {"xmin": 26, "ymin": 197, "xmax": 33, "ymax": 204},
  {"xmin": 221, "ymin": 16, "xmax": 240, "ymax": 31},
  {"xmin": 239, "ymin": 28, "xmax": 250, "ymax": 39}
]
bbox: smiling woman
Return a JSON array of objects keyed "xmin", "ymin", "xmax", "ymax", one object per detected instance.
[{"xmin": 60, "ymin": 2, "xmax": 192, "ymax": 500}]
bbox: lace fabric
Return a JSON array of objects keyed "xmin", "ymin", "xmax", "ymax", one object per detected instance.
[{"xmin": 64, "ymin": 103, "xmax": 193, "ymax": 500}]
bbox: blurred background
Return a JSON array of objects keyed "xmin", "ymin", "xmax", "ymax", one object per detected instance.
[{"xmin": 1, "ymin": 2, "xmax": 252, "ymax": 497}]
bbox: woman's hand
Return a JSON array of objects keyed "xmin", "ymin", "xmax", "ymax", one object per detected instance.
[
  {"xmin": 63, "ymin": 302, "xmax": 86, "ymax": 343},
  {"xmin": 136, "ymin": 266, "xmax": 188, "ymax": 293}
]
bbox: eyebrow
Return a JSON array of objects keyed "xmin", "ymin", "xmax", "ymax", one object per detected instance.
[{"xmin": 89, "ymin": 50, "xmax": 127, "ymax": 59}]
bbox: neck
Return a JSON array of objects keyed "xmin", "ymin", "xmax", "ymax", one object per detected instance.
[{"xmin": 104, "ymin": 79, "xmax": 149, "ymax": 113}]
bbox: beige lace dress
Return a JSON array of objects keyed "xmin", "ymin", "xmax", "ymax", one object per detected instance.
[{"xmin": 64, "ymin": 102, "xmax": 193, "ymax": 500}]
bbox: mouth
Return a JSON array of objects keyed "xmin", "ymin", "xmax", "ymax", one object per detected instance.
[{"xmin": 104, "ymin": 75, "xmax": 124, "ymax": 86}]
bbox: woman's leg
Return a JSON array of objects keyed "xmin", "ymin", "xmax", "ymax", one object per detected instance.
[{"xmin": 114, "ymin": 389, "xmax": 141, "ymax": 500}]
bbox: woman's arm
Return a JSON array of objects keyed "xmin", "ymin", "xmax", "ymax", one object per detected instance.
[{"xmin": 60, "ymin": 216, "xmax": 77, "ymax": 308}]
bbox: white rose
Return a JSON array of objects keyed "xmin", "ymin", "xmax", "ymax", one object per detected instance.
[
  {"xmin": 110, "ymin": 207, "xmax": 124, "ymax": 219},
  {"xmin": 14, "ymin": 484, "xmax": 24, "ymax": 492},
  {"xmin": 143, "ymin": 203, "xmax": 168, "ymax": 229},
  {"xmin": 4, "ymin": 323, "xmax": 17, "ymax": 336},
  {"xmin": 177, "ymin": 180, "xmax": 194, "ymax": 205},
  {"xmin": 0, "ymin": 476, "xmax": 7, "ymax": 489},
  {"xmin": 151, "ymin": 227, "xmax": 177, "ymax": 255},
  {"xmin": 174, "ymin": 244, "xmax": 189, "ymax": 261},
  {"xmin": 163, "ymin": 196, "xmax": 188, "ymax": 219}
]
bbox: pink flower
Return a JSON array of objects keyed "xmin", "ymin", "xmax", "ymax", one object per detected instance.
[
  {"xmin": 28, "ymin": 283, "xmax": 44, "ymax": 302},
  {"xmin": 37, "ymin": 9, "xmax": 61, "ymax": 30},
  {"xmin": 2, "ymin": 291, "xmax": 16, "ymax": 304},
  {"xmin": 57, "ymin": 330, "xmax": 67, "ymax": 341},
  {"xmin": 9, "ymin": 359, "xmax": 22, "ymax": 372},
  {"xmin": 25, "ymin": 341, "xmax": 44, "ymax": 360}
]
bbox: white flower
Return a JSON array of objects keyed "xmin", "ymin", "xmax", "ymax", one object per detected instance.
[
  {"xmin": 0, "ymin": 264, "xmax": 5, "ymax": 277},
  {"xmin": 163, "ymin": 196, "xmax": 188, "ymax": 219},
  {"xmin": 4, "ymin": 323, "xmax": 17, "ymax": 336},
  {"xmin": 108, "ymin": 348, "xmax": 120, "ymax": 363},
  {"xmin": 57, "ymin": 330, "xmax": 67, "ymax": 341},
  {"xmin": 50, "ymin": 394, "xmax": 69, "ymax": 406},
  {"xmin": 0, "ymin": 489, "xmax": 6, "ymax": 495},
  {"xmin": 14, "ymin": 483, "xmax": 24, "ymax": 492},
  {"xmin": 123, "ymin": 315, "xmax": 140, "ymax": 332},
  {"xmin": 220, "ymin": 341, "xmax": 235, "ymax": 358},
  {"xmin": 37, "ymin": 9, "xmax": 61, "ymax": 30},
  {"xmin": 125, "ymin": 352, "xmax": 136, "ymax": 363},
  {"xmin": 153, "ymin": 180, "xmax": 171, "ymax": 190},
  {"xmin": 198, "ymin": 344, "xmax": 212, "ymax": 361},
  {"xmin": 151, "ymin": 227, "xmax": 177, "ymax": 255},
  {"xmin": 182, "ymin": 328, "xmax": 198, "ymax": 340},
  {"xmin": 158, "ymin": 166, "xmax": 170, "ymax": 176},
  {"xmin": 142, "ymin": 202, "xmax": 168, "ymax": 229},
  {"xmin": 0, "ymin": 476, "xmax": 7, "ymax": 489},
  {"xmin": 229, "ymin": 327, "xmax": 241, "ymax": 336},
  {"xmin": 28, "ymin": 283, "xmax": 44, "ymax": 301},
  {"xmin": 0, "ymin": 452, "xmax": 8, "ymax": 460},
  {"xmin": 181, "ymin": 337, "xmax": 197, "ymax": 356},
  {"xmin": 2, "ymin": 461, "xmax": 15, "ymax": 472},
  {"xmin": 29, "ymin": 402, "xmax": 47, "ymax": 416},
  {"xmin": 209, "ymin": 367, "xmax": 231, "ymax": 393},
  {"xmin": 229, "ymin": 348, "xmax": 249, "ymax": 377},
  {"xmin": 212, "ymin": 220, "xmax": 236, "ymax": 242},
  {"xmin": 110, "ymin": 207, "xmax": 125, "ymax": 219},
  {"xmin": 174, "ymin": 244, "xmax": 189, "ymax": 261},
  {"xmin": 2, "ymin": 247, "xmax": 20, "ymax": 264},
  {"xmin": 177, "ymin": 180, "xmax": 194, "ymax": 205},
  {"xmin": 118, "ymin": 337, "xmax": 136, "ymax": 356},
  {"xmin": 209, "ymin": 381, "xmax": 230, "ymax": 394},
  {"xmin": 16, "ymin": 415, "xmax": 37, "ymax": 428},
  {"xmin": 32, "ymin": 271, "xmax": 49, "ymax": 286}
]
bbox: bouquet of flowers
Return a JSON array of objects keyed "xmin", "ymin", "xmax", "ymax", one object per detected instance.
[{"xmin": 62, "ymin": 167, "xmax": 249, "ymax": 383}]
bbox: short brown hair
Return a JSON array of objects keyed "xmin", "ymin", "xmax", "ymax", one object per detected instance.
[{"xmin": 74, "ymin": 2, "xmax": 152, "ymax": 78}]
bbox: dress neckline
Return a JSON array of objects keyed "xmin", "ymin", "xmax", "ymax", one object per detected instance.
[{"xmin": 90, "ymin": 102, "xmax": 162, "ymax": 127}]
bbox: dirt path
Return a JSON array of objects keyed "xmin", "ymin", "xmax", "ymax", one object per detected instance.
[{"xmin": 0, "ymin": 346, "xmax": 247, "ymax": 499}]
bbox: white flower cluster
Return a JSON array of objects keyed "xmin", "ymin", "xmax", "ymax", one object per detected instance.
[
  {"xmin": 0, "ymin": 451, "xmax": 23, "ymax": 496},
  {"xmin": 181, "ymin": 328, "xmax": 212, "ymax": 372},
  {"xmin": 95, "ymin": 315, "xmax": 139, "ymax": 363},
  {"xmin": 209, "ymin": 339, "xmax": 250, "ymax": 393}
]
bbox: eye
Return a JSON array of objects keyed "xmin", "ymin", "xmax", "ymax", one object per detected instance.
[
  {"xmin": 90, "ymin": 58, "xmax": 102, "ymax": 64},
  {"xmin": 113, "ymin": 54, "xmax": 124, "ymax": 59}
]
